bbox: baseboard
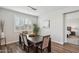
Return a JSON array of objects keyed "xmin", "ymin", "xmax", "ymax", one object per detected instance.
[
  {"xmin": 51, "ymin": 39, "xmax": 64, "ymax": 45},
  {"xmin": 1, "ymin": 40, "xmax": 19, "ymax": 45},
  {"xmin": 1, "ymin": 38, "xmax": 64, "ymax": 45}
]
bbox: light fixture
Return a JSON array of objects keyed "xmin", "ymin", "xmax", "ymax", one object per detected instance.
[{"xmin": 27, "ymin": 6, "xmax": 37, "ymax": 10}]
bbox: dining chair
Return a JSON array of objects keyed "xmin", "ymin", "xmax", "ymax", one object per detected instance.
[
  {"xmin": 37, "ymin": 35, "xmax": 50, "ymax": 53},
  {"xmin": 23, "ymin": 34, "xmax": 33, "ymax": 52},
  {"xmin": 19, "ymin": 33, "xmax": 24, "ymax": 49}
]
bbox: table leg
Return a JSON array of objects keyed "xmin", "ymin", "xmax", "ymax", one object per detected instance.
[
  {"xmin": 34, "ymin": 44, "xmax": 38, "ymax": 53},
  {"xmin": 48, "ymin": 38, "xmax": 51, "ymax": 52},
  {"xmin": 35, "ymin": 46, "xmax": 38, "ymax": 53}
]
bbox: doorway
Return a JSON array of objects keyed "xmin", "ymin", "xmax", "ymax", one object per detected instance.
[{"xmin": 64, "ymin": 10, "xmax": 79, "ymax": 45}]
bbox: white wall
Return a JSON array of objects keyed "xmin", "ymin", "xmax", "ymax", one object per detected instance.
[
  {"xmin": 0, "ymin": 8, "xmax": 38, "ymax": 45},
  {"xmin": 38, "ymin": 7, "xmax": 79, "ymax": 44}
]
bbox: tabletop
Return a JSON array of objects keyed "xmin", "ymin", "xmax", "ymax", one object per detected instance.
[{"xmin": 27, "ymin": 35, "xmax": 43, "ymax": 44}]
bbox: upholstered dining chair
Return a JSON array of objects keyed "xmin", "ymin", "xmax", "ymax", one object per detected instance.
[
  {"xmin": 37, "ymin": 35, "xmax": 50, "ymax": 53},
  {"xmin": 19, "ymin": 33, "xmax": 24, "ymax": 49},
  {"xmin": 23, "ymin": 34, "xmax": 33, "ymax": 52}
]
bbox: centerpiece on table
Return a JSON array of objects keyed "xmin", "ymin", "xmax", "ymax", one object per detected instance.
[{"xmin": 29, "ymin": 24, "xmax": 40, "ymax": 37}]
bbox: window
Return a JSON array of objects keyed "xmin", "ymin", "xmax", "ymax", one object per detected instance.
[{"xmin": 14, "ymin": 15, "xmax": 32, "ymax": 31}]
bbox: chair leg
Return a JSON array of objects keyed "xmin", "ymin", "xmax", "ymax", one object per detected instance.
[
  {"xmin": 27, "ymin": 47, "xmax": 29, "ymax": 52},
  {"xmin": 20, "ymin": 43, "xmax": 23, "ymax": 48},
  {"xmin": 41, "ymin": 49, "xmax": 43, "ymax": 53},
  {"xmin": 24, "ymin": 45, "xmax": 29, "ymax": 52},
  {"xmin": 23, "ymin": 44, "xmax": 25, "ymax": 50}
]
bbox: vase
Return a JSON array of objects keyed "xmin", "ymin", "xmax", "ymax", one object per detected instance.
[{"xmin": 1, "ymin": 32, "xmax": 5, "ymax": 38}]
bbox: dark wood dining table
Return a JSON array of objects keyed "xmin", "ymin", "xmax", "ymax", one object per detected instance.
[
  {"xmin": 27, "ymin": 35, "xmax": 51, "ymax": 53},
  {"xmin": 27, "ymin": 35, "xmax": 43, "ymax": 52},
  {"xmin": 19, "ymin": 34, "xmax": 51, "ymax": 53}
]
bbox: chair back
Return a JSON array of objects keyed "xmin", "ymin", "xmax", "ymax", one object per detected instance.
[
  {"xmin": 23, "ymin": 34, "xmax": 28, "ymax": 46},
  {"xmin": 19, "ymin": 33, "xmax": 24, "ymax": 43},
  {"xmin": 42, "ymin": 35, "xmax": 50, "ymax": 49}
]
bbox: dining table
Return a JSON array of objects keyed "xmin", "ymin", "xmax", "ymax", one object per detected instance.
[
  {"xmin": 27, "ymin": 34, "xmax": 51, "ymax": 53},
  {"xmin": 27, "ymin": 34, "xmax": 43, "ymax": 52},
  {"xmin": 19, "ymin": 34, "xmax": 51, "ymax": 53}
]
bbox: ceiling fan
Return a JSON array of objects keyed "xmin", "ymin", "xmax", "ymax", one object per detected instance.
[{"xmin": 27, "ymin": 6, "xmax": 37, "ymax": 10}]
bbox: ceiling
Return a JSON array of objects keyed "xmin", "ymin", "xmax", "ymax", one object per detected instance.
[{"xmin": 0, "ymin": 6, "xmax": 78, "ymax": 16}]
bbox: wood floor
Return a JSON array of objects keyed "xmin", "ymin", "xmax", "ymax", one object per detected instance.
[
  {"xmin": 52, "ymin": 42, "xmax": 79, "ymax": 53},
  {"xmin": 0, "ymin": 42, "xmax": 79, "ymax": 53},
  {"xmin": 0, "ymin": 43, "xmax": 26, "ymax": 53}
]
